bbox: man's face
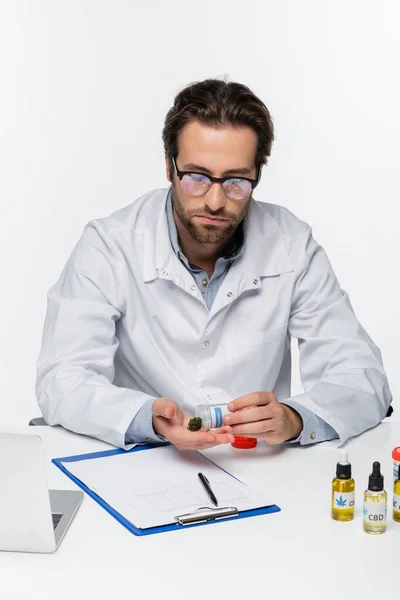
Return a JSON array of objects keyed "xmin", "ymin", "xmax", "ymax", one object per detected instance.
[{"xmin": 166, "ymin": 120, "xmax": 258, "ymax": 246}]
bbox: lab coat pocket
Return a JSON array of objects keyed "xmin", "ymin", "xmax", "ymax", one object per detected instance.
[{"xmin": 224, "ymin": 325, "xmax": 288, "ymax": 397}]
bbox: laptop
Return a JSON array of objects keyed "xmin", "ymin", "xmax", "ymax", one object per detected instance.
[{"xmin": 0, "ymin": 432, "xmax": 83, "ymax": 553}]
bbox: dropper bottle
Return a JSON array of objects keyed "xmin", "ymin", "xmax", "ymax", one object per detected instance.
[
  {"xmin": 331, "ymin": 450, "xmax": 355, "ymax": 521},
  {"xmin": 393, "ymin": 464, "xmax": 400, "ymax": 523},
  {"xmin": 363, "ymin": 461, "xmax": 387, "ymax": 534}
]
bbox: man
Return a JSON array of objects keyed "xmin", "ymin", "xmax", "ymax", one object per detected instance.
[{"xmin": 36, "ymin": 78, "xmax": 392, "ymax": 450}]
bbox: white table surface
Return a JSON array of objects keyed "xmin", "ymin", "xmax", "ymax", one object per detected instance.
[{"xmin": 1, "ymin": 422, "xmax": 398, "ymax": 600}]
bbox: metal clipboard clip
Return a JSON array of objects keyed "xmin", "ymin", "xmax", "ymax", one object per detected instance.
[{"xmin": 175, "ymin": 506, "xmax": 238, "ymax": 526}]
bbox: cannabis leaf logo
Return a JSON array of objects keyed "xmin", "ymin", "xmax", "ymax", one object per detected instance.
[
  {"xmin": 335, "ymin": 495, "xmax": 347, "ymax": 507},
  {"xmin": 363, "ymin": 507, "xmax": 368, "ymax": 515},
  {"xmin": 394, "ymin": 499, "xmax": 398, "ymax": 508}
]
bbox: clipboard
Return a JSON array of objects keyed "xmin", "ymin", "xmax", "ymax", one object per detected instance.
[{"xmin": 52, "ymin": 444, "xmax": 280, "ymax": 536}]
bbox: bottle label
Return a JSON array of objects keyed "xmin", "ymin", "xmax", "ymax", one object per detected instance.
[
  {"xmin": 208, "ymin": 405, "xmax": 229, "ymax": 428},
  {"xmin": 363, "ymin": 499, "xmax": 387, "ymax": 523},
  {"xmin": 394, "ymin": 494, "xmax": 400, "ymax": 514},
  {"xmin": 214, "ymin": 407, "xmax": 223, "ymax": 428},
  {"xmin": 333, "ymin": 491, "xmax": 355, "ymax": 510}
]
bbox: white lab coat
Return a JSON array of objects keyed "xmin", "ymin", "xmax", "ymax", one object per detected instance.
[{"xmin": 36, "ymin": 188, "xmax": 392, "ymax": 448}]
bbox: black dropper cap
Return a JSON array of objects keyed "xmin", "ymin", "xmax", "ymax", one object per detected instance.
[
  {"xmin": 368, "ymin": 461, "xmax": 384, "ymax": 491},
  {"xmin": 336, "ymin": 451, "xmax": 352, "ymax": 479}
]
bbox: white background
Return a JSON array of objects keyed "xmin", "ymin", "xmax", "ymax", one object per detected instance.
[{"xmin": 0, "ymin": 0, "xmax": 399, "ymax": 426}]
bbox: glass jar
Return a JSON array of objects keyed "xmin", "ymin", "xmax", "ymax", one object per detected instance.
[{"xmin": 195, "ymin": 404, "xmax": 229, "ymax": 430}]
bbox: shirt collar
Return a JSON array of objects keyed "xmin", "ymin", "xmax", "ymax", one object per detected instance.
[
  {"xmin": 142, "ymin": 187, "xmax": 294, "ymax": 283},
  {"xmin": 165, "ymin": 189, "xmax": 244, "ymax": 264}
]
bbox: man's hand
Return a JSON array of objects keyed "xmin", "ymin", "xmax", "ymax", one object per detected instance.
[
  {"xmin": 152, "ymin": 398, "xmax": 234, "ymax": 450},
  {"xmin": 222, "ymin": 392, "xmax": 303, "ymax": 444}
]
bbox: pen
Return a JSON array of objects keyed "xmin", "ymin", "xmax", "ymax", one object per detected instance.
[{"xmin": 198, "ymin": 472, "xmax": 218, "ymax": 506}]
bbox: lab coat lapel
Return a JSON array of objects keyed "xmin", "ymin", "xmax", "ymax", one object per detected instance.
[
  {"xmin": 142, "ymin": 188, "xmax": 202, "ymax": 296},
  {"xmin": 209, "ymin": 199, "xmax": 295, "ymax": 316}
]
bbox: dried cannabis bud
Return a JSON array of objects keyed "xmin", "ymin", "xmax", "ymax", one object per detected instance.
[{"xmin": 187, "ymin": 417, "xmax": 202, "ymax": 432}]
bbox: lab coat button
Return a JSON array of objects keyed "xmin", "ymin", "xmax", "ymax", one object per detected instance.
[
  {"xmin": 204, "ymin": 341, "xmax": 210, "ymax": 347},
  {"xmin": 190, "ymin": 285, "xmax": 196, "ymax": 291},
  {"xmin": 227, "ymin": 292, "xmax": 233, "ymax": 297},
  {"xmin": 162, "ymin": 271, "xmax": 168, "ymax": 276},
  {"xmin": 206, "ymin": 395, "xmax": 212, "ymax": 400},
  {"xmin": 253, "ymin": 279, "xmax": 259, "ymax": 284}
]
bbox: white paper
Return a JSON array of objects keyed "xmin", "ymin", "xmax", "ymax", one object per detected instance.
[{"xmin": 63, "ymin": 446, "xmax": 272, "ymax": 529}]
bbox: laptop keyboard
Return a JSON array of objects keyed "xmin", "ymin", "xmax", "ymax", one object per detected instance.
[{"xmin": 52, "ymin": 513, "xmax": 63, "ymax": 530}]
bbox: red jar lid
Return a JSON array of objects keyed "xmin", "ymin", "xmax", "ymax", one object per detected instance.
[
  {"xmin": 392, "ymin": 446, "xmax": 400, "ymax": 461},
  {"xmin": 231, "ymin": 436, "xmax": 258, "ymax": 449}
]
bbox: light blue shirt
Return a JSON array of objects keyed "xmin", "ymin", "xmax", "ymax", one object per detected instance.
[{"xmin": 125, "ymin": 192, "xmax": 338, "ymax": 446}]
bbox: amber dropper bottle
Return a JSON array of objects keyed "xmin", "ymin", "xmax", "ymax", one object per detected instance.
[
  {"xmin": 331, "ymin": 450, "xmax": 355, "ymax": 521},
  {"xmin": 393, "ymin": 465, "xmax": 400, "ymax": 523}
]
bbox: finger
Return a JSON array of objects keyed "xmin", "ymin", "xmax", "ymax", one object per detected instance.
[
  {"xmin": 199, "ymin": 436, "xmax": 234, "ymax": 447},
  {"xmin": 174, "ymin": 429, "xmax": 235, "ymax": 449},
  {"xmin": 228, "ymin": 392, "xmax": 277, "ymax": 412},
  {"xmin": 176, "ymin": 434, "xmax": 235, "ymax": 451},
  {"xmin": 170, "ymin": 428, "xmax": 217, "ymax": 447},
  {"xmin": 202, "ymin": 425, "xmax": 234, "ymax": 444},
  {"xmin": 213, "ymin": 432, "xmax": 235, "ymax": 444},
  {"xmin": 176, "ymin": 441, "xmax": 224, "ymax": 451},
  {"xmin": 152, "ymin": 398, "xmax": 178, "ymax": 419},
  {"xmin": 210, "ymin": 425, "xmax": 233, "ymax": 434},
  {"xmin": 184, "ymin": 430, "xmax": 234, "ymax": 445},
  {"xmin": 230, "ymin": 419, "xmax": 276, "ymax": 436},
  {"xmin": 223, "ymin": 405, "xmax": 273, "ymax": 426}
]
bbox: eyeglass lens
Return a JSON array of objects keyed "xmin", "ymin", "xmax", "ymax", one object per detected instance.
[{"xmin": 181, "ymin": 173, "xmax": 252, "ymax": 200}]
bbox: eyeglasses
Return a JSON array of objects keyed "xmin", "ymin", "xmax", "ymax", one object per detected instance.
[{"xmin": 172, "ymin": 157, "xmax": 260, "ymax": 201}]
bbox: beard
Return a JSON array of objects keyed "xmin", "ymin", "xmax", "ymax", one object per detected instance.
[{"xmin": 171, "ymin": 184, "xmax": 250, "ymax": 245}]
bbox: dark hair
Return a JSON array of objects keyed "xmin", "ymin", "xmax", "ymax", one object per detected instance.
[{"xmin": 162, "ymin": 78, "xmax": 274, "ymax": 168}]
